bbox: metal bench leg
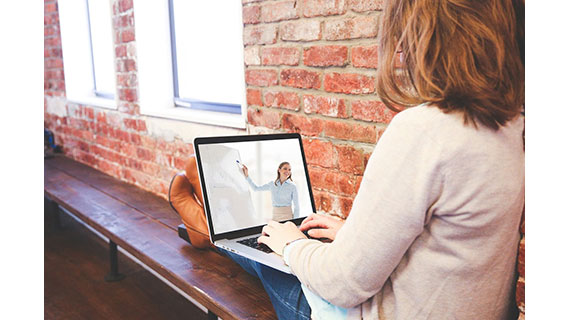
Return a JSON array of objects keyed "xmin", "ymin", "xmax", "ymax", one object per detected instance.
[
  {"xmin": 105, "ymin": 240, "xmax": 126, "ymax": 282},
  {"xmin": 207, "ymin": 310, "xmax": 218, "ymax": 320},
  {"xmin": 45, "ymin": 197, "xmax": 62, "ymax": 229}
]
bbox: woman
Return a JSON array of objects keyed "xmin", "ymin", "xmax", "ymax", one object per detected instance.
[
  {"xmin": 192, "ymin": 0, "xmax": 524, "ymax": 319},
  {"xmin": 241, "ymin": 161, "xmax": 300, "ymax": 221}
]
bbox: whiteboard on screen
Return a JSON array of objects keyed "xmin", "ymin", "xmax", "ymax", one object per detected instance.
[{"xmin": 200, "ymin": 144, "xmax": 258, "ymax": 234}]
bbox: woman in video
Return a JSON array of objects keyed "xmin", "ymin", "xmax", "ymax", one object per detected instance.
[{"xmin": 241, "ymin": 161, "xmax": 300, "ymax": 221}]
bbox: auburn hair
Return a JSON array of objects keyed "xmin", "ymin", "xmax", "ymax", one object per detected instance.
[{"xmin": 377, "ymin": 0, "xmax": 525, "ymax": 130}]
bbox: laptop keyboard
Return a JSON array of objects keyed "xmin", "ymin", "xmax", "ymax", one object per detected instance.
[{"xmin": 237, "ymin": 237, "xmax": 273, "ymax": 253}]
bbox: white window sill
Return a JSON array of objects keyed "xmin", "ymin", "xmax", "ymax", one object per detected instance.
[
  {"xmin": 66, "ymin": 95, "xmax": 117, "ymax": 110},
  {"xmin": 143, "ymin": 106, "xmax": 246, "ymax": 129}
]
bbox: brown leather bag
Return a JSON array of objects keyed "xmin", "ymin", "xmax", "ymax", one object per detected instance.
[{"xmin": 168, "ymin": 156, "xmax": 213, "ymax": 249}]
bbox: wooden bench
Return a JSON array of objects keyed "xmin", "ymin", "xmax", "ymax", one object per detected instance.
[{"xmin": 44, "ymin": 155, "xmax": 277, "ymax": 320}]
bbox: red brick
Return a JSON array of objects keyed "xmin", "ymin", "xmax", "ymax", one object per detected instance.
[
  {"xmin": 96, "ymin": 136, "xmax": 121, "ymax": 151},
  {"xmin": 247, "ymin": 108, "xmax": 281, "ymax": 129},
  {"xmin": 355, "ymin": 175, "xmax": 363, "ymax": 193},
  {"xmin": 282, "ymin": 113, "xmax": 324, "ymax": 136},
  {"xmin": 174, "ymin": 140, "xmax": 193, "ymax": 155},
  {"xmin": 141, "ymin": 161, "xmax": 161, "ymax": 176},
  {"xmin": 280, "ymin": 20, "xmax": 321, "ymax": 42},
  {"xmin": 323, "ymin": 15, "xmax": 379, "ymax": 40},
  {"xmin": 261, "ymin": 47, "xmax": 300, "ymax": 66},
  {"xmin": 303, "ymin": 0, "xmax": 347, "ymax": 17},
  {"xmin": 261, "ymin": 1, "xmax": 299, "ymax": 22},
  {"xmin": 243, "ymin": 5, "xmax": 261, "ymax": 24},
  {"xmin": 122, "ymin": 168, "xmax": 153, "ymax": 188},
  {"xmin": 246, "ymin": 89, "xmax": 263, "ymax": 106},
  {"xmin": 120, "ymin": 143, "xmax": 138, "ymax": 158},
  {"xmin": 117, "ymin": 73, "xmax": 137, "ymax": 87},
  {"xmin": 263, "ymin": 91, "xmax": 300, "ymax": 110},
  {"xmin": 117, "ymin": 102, "xmax": 139, "ymax": 115},
  {"xmin": 130, "ymin": 133, "xmax": 142, "ymax": 145},
  {"xmin": 116, "ymin": 44, "xmax": 127, "ymax": 58},
  {"xmin": 76, "ymin": 150, "xmax": 97, "ymax": 167},
  {"xmin": 244, "ymin": 25, "xmax": 278, "ymax": 45},
  {"xmin": 124, "ymin": 59, "xmax": 136, "ymax": 72},
  {"xmin": 156, "ymin": 152, "xmax": 174, "ymax": 168},
  {"xmin": 124, "ymin": 118, "xmax": 137, "ymax": 130},
  {"xmin": 120, "ymin": 29, "xmax": 135, "ymax": 43},
  {"xmin": 303, "ymin": 138, "xmax": 336, "ymax": 168},
  {"xmin": 45, "ymin": 3, "xmax": 57, "ymax": 13},
  {"xmin": 136, "ymin": 147, "xmax": 155, "ymax": 162},
  {"xmin": 150, "ymin": 180, "xmax": 169, "ymax": 198},
  {"xmin": 245, "ymin": 69, "xmax": 278, "ymax": 86},
  {"xmin": 312, "ymin": 189, "xmax": 333, "ymax": 212},
  {"xmin": 336, "ymin": 144, "xmax": 364, "ymax": 174},
  {"xmin": 45, "ymin": 37, "xmax": 61, "ymax": 47},
  {"xmin": 141, "ymin": 135, "xmax": 157, "ymax": 149},
  {"xmin": 280, "ymin": 69, "xmax": 321, "ymax": 89},
  {"xmin": 303, "ymin": 95, "xmax": 347, "ymax": 118},
  {"xmin": 352, "ymin": 100, "xmax": 397, "ymax": 123},
  {"xmin": 303, "ymin": 45, "xmax": 348, "ymax": 67},
  {"xmin": 352, "ymin": 45, "xmax": 378, "ymax": 68},
  {"xmin": 244, "ymin": 46, "xmax": 261, "ymax": 66},
  {"xmin": 309, "ymin": 167, "xmax": 355, "ymax": 196},
  {"xmin": 324, "ymin": 120, "xmax": 378, "ymax": 143},
  {"xmin": 337, "ymin": 195, "xmax": 354, "ymax": 217},
  {"xmin": 119, "ymin": 88, "xmax": 137, "ymax": 102},
  {"xmin": 516, "ymin": 277, "xmax": 525, "ymax": 313},
  {"xmin": 44, "ymin": 26, "xmax": 56, "ymax": 37},
  {"xmin": 118, "ymin": 12, "xmax": 134, "ymax": 28},
  {"xmin": 118, "ymin": 0, "xmax": 133, "ymax": 12},
  {"xmin": 84, "ymin": 107, "xmax": 95, "ymax": 120},
  {"xmin": 363, "ymin": 151, "xmax": 372, "ymax": 169},
  {"xmin": 173, "ymin": 157, "xmax": 186, "ymax": 171},
  {"xmin": 137, "ymin": 120, "xmax": 147, "ymax": 132},
  {"xmin": 324, "ymin": 72, "xmax": 375, "ymax": 94},
  {"xmin": 348, "ymin": 0, "xmax": 384, "ymax": 12}
]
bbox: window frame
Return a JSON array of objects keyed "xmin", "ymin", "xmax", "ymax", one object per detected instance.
[{"xmin": 133, "ymin": 0, "xmax": 246, "ymax": 128}]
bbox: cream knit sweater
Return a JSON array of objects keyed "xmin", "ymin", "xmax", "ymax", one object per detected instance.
[{"xmin": 288, "ymin": 105, "xmax": 525, "ymax": 319}]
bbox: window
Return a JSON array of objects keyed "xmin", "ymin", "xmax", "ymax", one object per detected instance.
[
  {"xmin": 86, "ymin": 0, "xmax": 115, "ymax": 99},
  {"xmin": 134, "ymin": 0, "xmax": 246, "ymax": 128},
  {"xmin": 59, "ymin": 0, "xmax": 116, "ymax": 107},
  {"xmin": 168, "ymin": 0, "xmax": 244, "ymax": 114}
]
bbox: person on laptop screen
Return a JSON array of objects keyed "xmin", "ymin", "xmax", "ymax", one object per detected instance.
[{"xmin": 240, "ymin": 161, "xmax": 300, "ymax": 221}]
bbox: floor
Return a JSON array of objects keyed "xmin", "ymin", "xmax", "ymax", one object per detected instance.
[{"xmin": 44, "ymin": 208, "xmax": 208, "ymax": 320}]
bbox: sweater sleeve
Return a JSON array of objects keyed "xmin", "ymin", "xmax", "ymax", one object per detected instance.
[
  {"xmin": 246, "ymin": 177, "xmax": 272, "ymax": 191},
  {"xmin": 287, "ymin": 111, "xmax": 445, "ymax": 308}
]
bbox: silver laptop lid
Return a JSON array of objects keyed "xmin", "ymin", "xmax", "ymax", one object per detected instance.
[{"xmin": 194, "ymin": 133, "xmax": 316, "ymax": 242}]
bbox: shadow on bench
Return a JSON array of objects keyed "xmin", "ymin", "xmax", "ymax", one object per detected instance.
[{"xmin": 44, "ymin": 155, "xmax": 277, "ymax": 320}]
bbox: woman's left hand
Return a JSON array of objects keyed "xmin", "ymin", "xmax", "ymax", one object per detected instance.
[{"xmin": 258, "ymin": 221, "xmax": 307, "ymax": 256}]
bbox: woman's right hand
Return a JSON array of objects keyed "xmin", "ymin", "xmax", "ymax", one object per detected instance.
[
  {"xmin": 299, "ymin": 213, "xmax": 345, "ymax": 241},
  {"xmin": 242, "ymin": 164, "xmax": 249, "ymax": 177}
]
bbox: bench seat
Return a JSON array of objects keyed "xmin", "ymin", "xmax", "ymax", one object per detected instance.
[{"xmin": 44, "ymin": 155, "xmax": 277, "ymax": 320}]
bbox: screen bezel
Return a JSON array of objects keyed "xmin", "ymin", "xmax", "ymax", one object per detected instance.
[{"xmin": 194, "ymin": 133, "xmax": 316, "ymax": 242}]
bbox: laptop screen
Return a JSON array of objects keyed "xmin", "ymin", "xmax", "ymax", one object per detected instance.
[{"xmin": 195, "ymin": 134, "xmax": 315, "ymax": 237}]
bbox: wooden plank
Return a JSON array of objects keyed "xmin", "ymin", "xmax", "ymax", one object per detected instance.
[
  {"xmin": 45, "ymin": 156, "xmax": 180, "ymax": 230},
  {"xmin": 45, "ymin": 160, "xmax": 277, "ymax": 320}
]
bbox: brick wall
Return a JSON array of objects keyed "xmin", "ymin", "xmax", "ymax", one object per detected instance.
[
  {"xmin": 243, "ymin": 0, "xmax": 396, "ymax": 218},
  {"xmin": 43, "ymin": 0, "xmax": 524, "ymax": 317}
]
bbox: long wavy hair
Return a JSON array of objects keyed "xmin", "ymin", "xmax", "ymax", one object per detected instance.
[
  {"xmin": 275, "ymin": 162, "xmax": 292, "ymax": 186},
  {"xmin": 377, "ymin": 0, "xmax": 525, "ymax": 130}
]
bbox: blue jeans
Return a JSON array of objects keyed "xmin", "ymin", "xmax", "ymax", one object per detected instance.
[{"xmin": 221, "ymin": 250, "xmax": 311, "ymax": 320}]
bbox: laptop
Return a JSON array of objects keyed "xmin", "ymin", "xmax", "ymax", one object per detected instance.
[{"xmin": 194, "ymin": 133, "xmax": 316, "ymax": 273}]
